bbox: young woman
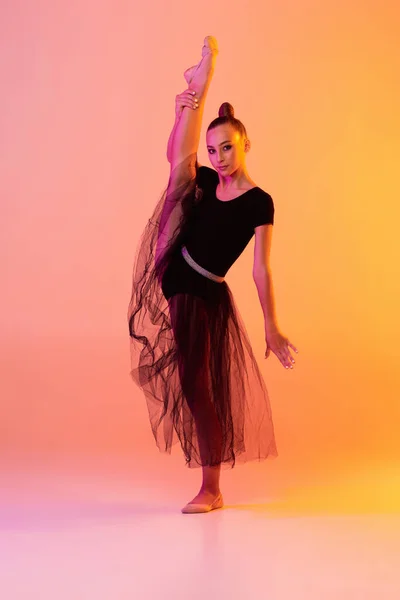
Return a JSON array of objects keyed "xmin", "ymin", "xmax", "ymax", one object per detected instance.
[{"xmin": 128, "ymin": 36, "xmax": 298, "ymax": 514}]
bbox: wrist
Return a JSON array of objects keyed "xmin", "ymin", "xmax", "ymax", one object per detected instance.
[{"xmin": 264, "ymin": 320, "xmax": 279, "ymax": 334}]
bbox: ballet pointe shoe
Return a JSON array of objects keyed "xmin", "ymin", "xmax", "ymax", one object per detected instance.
[
  {"xmin": 183, "ymin": 65, "xmax": 198, "ymax": 86},
  {"xmin": 184, "ymin": 35, "xmax": 219, "ymax": 85},
  {"xmin": 181, "ymin": 492, "xmax": 224, "ymax": 514},
  {"xmin": 202, "ymin": 35, "xmax": 218, "ymax": 56}
]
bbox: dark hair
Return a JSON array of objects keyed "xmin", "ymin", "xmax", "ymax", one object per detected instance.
[{"xmin": 207, "ymin": 102, "xmax": 247, "ymax": 138}]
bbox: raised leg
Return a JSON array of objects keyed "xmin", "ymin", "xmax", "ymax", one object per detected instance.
[
  {"xmin": 169, "ymin": 36, "xmax": 218, "ymax": 172},
  {"xmin": 156, "ymin": 37, "xmax": 219, "ymax": 277}
]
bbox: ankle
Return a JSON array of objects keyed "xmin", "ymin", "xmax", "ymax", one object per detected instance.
[
  {"xmin": 190, "ymin": 76, "xmax": 213, "ymax": 99},
  {"xmin": 200, "ymin": 485, "xmax": 220, "ymax": 496}
]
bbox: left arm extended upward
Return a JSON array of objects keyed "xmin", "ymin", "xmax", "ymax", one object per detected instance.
[{"xmin": 253, "ymin": 224, "xmax": 298, "ymax": 369}]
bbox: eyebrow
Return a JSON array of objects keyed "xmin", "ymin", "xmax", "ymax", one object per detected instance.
[{"xmin": 206, "ymin": 140, "xmax": 231, "ymax": 148}]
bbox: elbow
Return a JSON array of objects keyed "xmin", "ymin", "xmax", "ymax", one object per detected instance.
[{"xmin": 252, "ymin": 266, "xmax": 272, "ymax": 282}]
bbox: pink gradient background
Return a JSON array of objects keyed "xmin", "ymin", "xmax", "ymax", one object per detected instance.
[{"xmin": 1, "ymin": 0, "xmax": 399, "ymax": 504}]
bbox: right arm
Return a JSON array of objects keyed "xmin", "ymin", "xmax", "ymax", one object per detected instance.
[{"xmin": 166, "ymin": 90, "xmax": 199, "ymax": 164}]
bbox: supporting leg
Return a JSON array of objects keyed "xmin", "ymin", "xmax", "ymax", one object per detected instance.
[{"xmin": 169, "ymin": 294, "xmax": 224, "ymax": 513}]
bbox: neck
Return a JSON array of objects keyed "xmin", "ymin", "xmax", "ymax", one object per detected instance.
[{"xmin": 218, "ymin": 165, "xmax": 251, "ymax": 189}]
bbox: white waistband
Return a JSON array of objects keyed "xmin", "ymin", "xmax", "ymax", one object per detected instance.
[{"xmin": 181, "ymin": 246, "xmax": 225, "ymax": 283}]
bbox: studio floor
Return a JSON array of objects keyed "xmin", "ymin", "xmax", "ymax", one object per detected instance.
[{"xmin": 1, "ymin": 460, "xmax": 399, "ymax": 600}]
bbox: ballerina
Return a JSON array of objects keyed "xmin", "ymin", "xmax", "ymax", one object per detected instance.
[{"xmin": 128, "ymin": 36, "xmax": 298, "ymax": 513}]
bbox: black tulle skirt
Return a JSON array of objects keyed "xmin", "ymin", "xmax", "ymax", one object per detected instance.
[{"xmin": 127, "ymin": 162, "xmax": 277, "ymax": 469}]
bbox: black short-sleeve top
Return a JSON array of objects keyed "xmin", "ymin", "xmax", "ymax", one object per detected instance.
[{"xmin": 183, "ymin": 166, "xmax": 274, "ymax": 277}]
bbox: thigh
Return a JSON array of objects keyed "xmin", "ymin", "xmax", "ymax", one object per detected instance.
[
  {"xmin": 168, "ymin": 293, "xmax": 211, "ymax": 392},
  {"xmin": 169, "ymin": 293, "xmax": 209, "ymax": 357}
]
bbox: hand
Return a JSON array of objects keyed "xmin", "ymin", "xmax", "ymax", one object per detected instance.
[
  {"xmin": 175, "ymin": 89, "xmax": 199, "ymax": 118},
  {"xmin": 265, "ymin": 329, "xmax": 298, "ymax": 369}
]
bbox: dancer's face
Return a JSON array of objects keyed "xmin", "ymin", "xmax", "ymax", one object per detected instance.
[{"xmin": 206, "ymin": 124, "xmax": 248, "ymax": 176}]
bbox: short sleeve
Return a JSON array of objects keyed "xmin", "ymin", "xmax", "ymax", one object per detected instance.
[
  {"xmin": 196, "ymin": 166, "xmax": 218, "ymax": 191},
  {"xmin": 252, "ymin": 191, "xmax": 274, "ymax": 228}
]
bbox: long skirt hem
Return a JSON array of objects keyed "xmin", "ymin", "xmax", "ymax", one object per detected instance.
[{"xmin": 127, "ymin": 163, "xmax": 277, "ymax": 469}]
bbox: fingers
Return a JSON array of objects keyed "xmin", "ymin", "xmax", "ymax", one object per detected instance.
[
  {"xmin": 265, "ymin": 343, "xmax": 292, "ymax": 368},
  {"xmin": 265, "ymin": 332, "xmax": 298, "ymax": 369},
  {"xmin": 176, "ymin": 90, "xmax": 199, "ymax": 110},
  {"xmin": 284, "ymin": 349, "xmax": 295, "ymax": 369},
  {"xmin": 274, "ymin": 343, "xmax": 297, "ymax": 369},
  {"xmin": 276, "ymin": 349, "xmax": 293, "ymax": 369},
  {"xmin": 177, "ymin": 90, "xmax": 198, "ymax": 102}
]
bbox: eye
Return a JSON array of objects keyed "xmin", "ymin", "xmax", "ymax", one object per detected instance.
[
  {"xmin": 207, "ymin": 148, "xmax": 215, "ymax": 154},
  {"xmin": 223, "ymin": 145, "xmax": 232, "ymax": 151}
]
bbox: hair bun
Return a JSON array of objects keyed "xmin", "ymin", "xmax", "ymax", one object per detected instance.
[{"xmin": 218, "ymin": 102, "xmax": 235, "ymax": 119}]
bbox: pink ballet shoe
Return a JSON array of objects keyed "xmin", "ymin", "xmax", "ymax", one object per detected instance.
[
  {"xmin": 181, "ymin": 492, "xmax": 224, "ymax": 514},
  {"xmin": 183, "ymin": 64, "xmax": 199, "ymax": 85},
  {"xmin": 202, "ymin": 35, "xmax": 218, "ymax": 56},
  {"xmin": 184, "ymin": 36, "xmax": 219, "ymax": 85}
]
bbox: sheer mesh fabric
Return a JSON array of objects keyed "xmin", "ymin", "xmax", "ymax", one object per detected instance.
[{"xmin": 127, "ymin": 156, "xmax": 277, "ymax": 468}]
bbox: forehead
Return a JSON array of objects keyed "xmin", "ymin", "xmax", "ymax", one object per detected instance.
[{"xmin": 206, "ymin": 124, "xmax": 240, "ymax": 145}]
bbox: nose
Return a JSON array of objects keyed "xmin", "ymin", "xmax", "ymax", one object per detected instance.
[{"xmin": 217, "ymin": 151, "xmax": 224, "ymax": 163}]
